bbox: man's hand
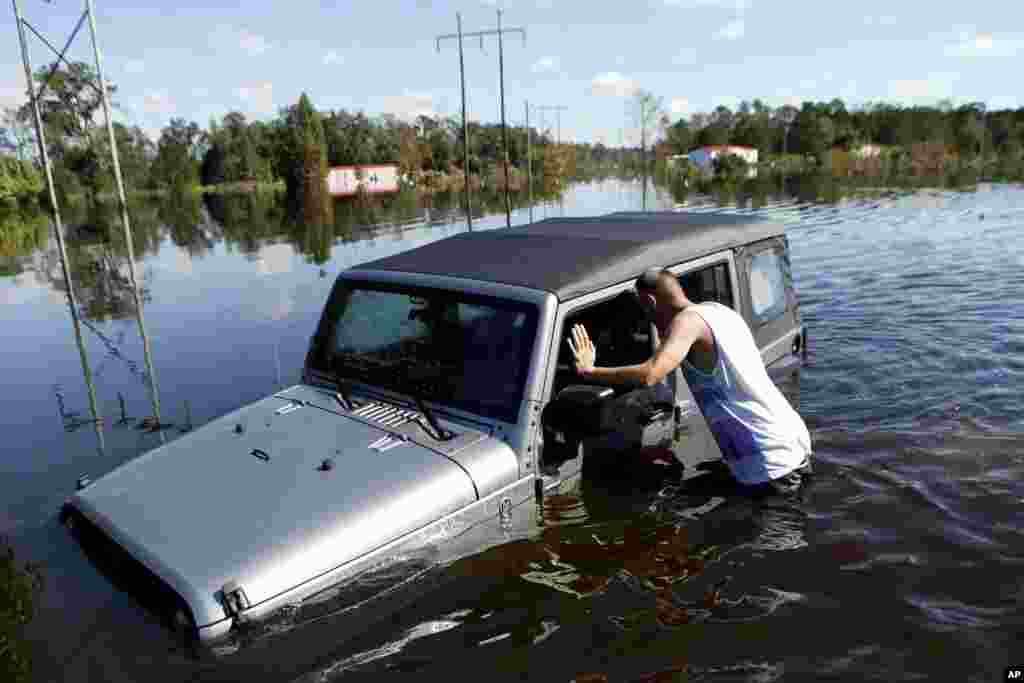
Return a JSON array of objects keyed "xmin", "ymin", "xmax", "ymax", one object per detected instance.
[{"xmin": 568, "ymin": 323, "xmax": 596, "ymax": 375}]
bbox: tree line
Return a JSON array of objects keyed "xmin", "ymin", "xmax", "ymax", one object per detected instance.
[
  {"xmin": 4, "ymin": 60, "xmax": 1024, "ymax": 205},
  {"xmin": 655, "ymin": 97, "xmax": 1024, "ymax": 172}
]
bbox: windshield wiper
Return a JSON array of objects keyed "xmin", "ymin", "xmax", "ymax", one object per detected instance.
[
  {"xmin": 325, "ymin": 352, "xmax": 455, "ymax": 442},
  {"xmin": 410, "ymin": 393, "xmax": 454, "ymax": 441},
  {"xmin": 402, "ymin": 364, "xmax": 455, "ymax": 442},
  {"xmin": 308, "ymin": 356, "xmax": 360, "ymax": 411}
]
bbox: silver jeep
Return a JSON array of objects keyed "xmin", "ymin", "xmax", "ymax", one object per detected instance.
[{"xmin": 62, "ymin": 210, "xmax": 806, "ymax": 650}]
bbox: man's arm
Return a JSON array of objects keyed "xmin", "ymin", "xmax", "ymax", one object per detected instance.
[{"xmin": 571, "ymin": 311, "xmax": 706, "ymax": 387}]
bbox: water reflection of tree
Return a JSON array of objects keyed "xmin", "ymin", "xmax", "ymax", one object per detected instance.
[
  {"xmin": 281, "ymin": 195, "xmax": 334, "ymax": 266},
  {"xmin": 202, "ymin": 191, "xmax": 286, "ymax": 258},
  {"xmin": 159, "ymin": 192, "xmax": 214, "ymax": 258},
  {"xmin": 33, "ymin": 200, "xmax": 162, "ymax": 321},
  {"xmin": 0, "ymin": 208, "xmax": 50, "ymax": 276}
]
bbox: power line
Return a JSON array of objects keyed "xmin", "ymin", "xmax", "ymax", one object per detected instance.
[
  {"xmin": 10, "ymin": 0, "xmax": 165, "ymax": 441},
  {"xmin": 534, "ymin": 104, "xmax": 568, "ymax": 144},
  {"xmin": 436, "ymin": 11, "xmax": 525, "ymax": 230}
]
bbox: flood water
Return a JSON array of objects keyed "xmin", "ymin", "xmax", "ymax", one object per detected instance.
[{"xmin": 3, "ymin": 178, "xmax": 1024, "ymax": 682}]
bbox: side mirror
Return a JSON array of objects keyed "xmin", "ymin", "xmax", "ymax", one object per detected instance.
[{"xmin": 542, "ymin": 384, "xmax": 617, "ymax": 438}]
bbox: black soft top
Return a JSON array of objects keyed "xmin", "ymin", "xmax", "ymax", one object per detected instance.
[{"xmin": 351, "ymin": 211, "xmax": 783, "ymax": 301}]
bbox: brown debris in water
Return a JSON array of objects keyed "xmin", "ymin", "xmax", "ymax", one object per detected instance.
[
  {"xmin": 655, "ymin": 589, "xmax": 689, "ymax": 626},
  {"xmin": 631, "ymin": 657, "xmax": 690, "ymax": 682}
]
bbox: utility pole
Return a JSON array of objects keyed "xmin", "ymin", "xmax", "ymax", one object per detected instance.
[
  {"xmin": 533, "ymin": 104, "xmax": 568, "ymax": 192},
  {"xmin": 525, "ymin": 100, "xmax": 533, "ymax": 224},
  {"xmin": 10, "ymin": 0, "xmax": 164, "ymax": 440},
  {"xmin": 436, "ymin": 13, "xmax": 473, "ymax": 231},
  {"xmin": 535, "ymin": 104, "xmax": 568, "ymax": 144},
  {"xmin": 436, "ymin": 12, "xmax": 525, "ymax": 230},
  {"xmin": 496, "ymin": 9, "xmax": 512, "ymax": 227}
]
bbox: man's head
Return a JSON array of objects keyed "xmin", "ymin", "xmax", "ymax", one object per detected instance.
[{"xmin": 635, "ymin": 267, "xmax": 691, "ymax": 328}]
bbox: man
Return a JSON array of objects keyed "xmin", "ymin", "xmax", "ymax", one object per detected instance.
[{"xmin": 567, "ymin": 267, "xmax": 813, "ymax": 498}]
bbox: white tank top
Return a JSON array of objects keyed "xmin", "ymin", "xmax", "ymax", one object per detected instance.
[{"xmin": 679, "ymin": 302, "xmax": 812, "ymax": 484}]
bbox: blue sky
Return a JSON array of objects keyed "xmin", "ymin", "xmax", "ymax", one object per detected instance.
[{"xmin": 1, "ymin": 0, "xmax": 1021, "ymax": 146}]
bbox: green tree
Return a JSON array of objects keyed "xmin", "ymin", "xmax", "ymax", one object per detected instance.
[
  {"xmin": 954, "ymin": 103, "xmax": 987, "ymax": 159},
  {"xmin": 18, "ymin": 61, "xmax": 114, "ymax": 204},
  {"xmin": 792, "ymin": 105, "xmax": 834, "ymax": 161},
  {"xmin": 0, "ymin": 156, "xmax": 43, "ymax": 200},
  {"xmin": 284, "ymin": 93, "xmax": 329, "ymax": 209},
  {"xmin": 151, "ymin": 118, "xmax": 203, "ymax": 191},
  {"xmin": 94, "ymin": 123, "xmax": 155, "ymax": 191},
  {"xmin": 632, "ymin": 89, "xmax": 665, "ymax": 170},
  {"xmin": 712, "ymin": 152, "xmax": 749, "ymax": 179},
  {"xmin": 663, "ymin": 118, "xmax": 692, "ymax": 155}
]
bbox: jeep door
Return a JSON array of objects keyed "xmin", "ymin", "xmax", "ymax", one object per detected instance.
[{"xmin": 732, "ymin": 235, "xmax": 805, "ymax": 380}]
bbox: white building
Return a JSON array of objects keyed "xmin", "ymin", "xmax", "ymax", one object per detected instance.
[
  {"xmin": 327, "ymin": 164, "xmax": 400, "ymax": 196},
  {"xmin": 686, "ymin": 145, "xmax": 759, "ymax": 177},
  {"xmin": 851, "ymin": 144, "xmax": 882, "ymax": 159}
]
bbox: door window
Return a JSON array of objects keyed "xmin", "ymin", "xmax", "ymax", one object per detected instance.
[
  {"xmin": 554, "ymin": 292, "xmax": 653, "ymax": 397},
  {"xmin": 678, "ymin": 261, "xmax": 734, "ymax": 309},
  {"xmin": 748, "ymin": 249, "xmax": 788, "ymax": 324}
]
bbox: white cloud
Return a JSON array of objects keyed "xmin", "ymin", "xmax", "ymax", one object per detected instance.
[
  {"xmin": 238, "ymin": 30, "xmax": 270, "ymax": 56},
  {"xmin": 532, "ymin": 56, "xmax": 559, "ymax": 74},
  {"xmin": 838, "ymin": 81, "xmax": 859, "ymax": 101},
  {"xmin": 669, "ymin": 97, "xmax": 690, "ymax": 116},
  {"xmin": 142, "ymin": 90, "xmax": 175, "ymax": 115},
  {"xmin": 671, "ymin": 47, "xmax": 698, "ymax": 66},
  {"xmin": 124, "ymin": 59, "xmax": 145, "ymax": 75},
  {"xmin": 886, "ymin": 79, "xmax": 938, "ymax": 100},
  {"xmin": 885, "ymin": 73, "xmax": 961, "ymax": 104},
  {"xmin": 986, "ymin": 95, "xmax": 1019, "ymax": 110},
  {"xmin": 944, "ymin": 32, "xmax": 1024, "ymax": 58},
  {"xmin": 666, "ymin": 0, "xmax": 749, "ymax": 11},
  {"xmin": 209, "ymin": 25, "xmax": 271, "ymax": 57},
  {"xmin": 235, "ymin": 81, "xmax": 274, "ymax": 113},
  {"xmin": 589, "ymin": 72, "xmax": 638, "ymax": 97},
  {"xmin": 172, "ymin": 250, "xmax": 194, "ymax": 277},
  {"xmin": 323, "ymin": 50, "xmax": 343, "ymax": 66},
  {"xmin": 715, "ymin": 18, "xmax": 745, "ymax": 40},
  {"xmin": 379, "ymin": 91, "xmax": 434, "ymax": 121},
  {"xmin": 864, "ymin": 15, "xmax": 897, "ymax": 26},
  {"xmin": 255, "ymin": 244, "xmax": 294, "ymax": 277}
]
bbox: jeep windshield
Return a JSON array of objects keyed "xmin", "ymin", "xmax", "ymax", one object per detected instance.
[{"xmin": 306, "ymin": 280, "xmax": 539, "ymax": 423}]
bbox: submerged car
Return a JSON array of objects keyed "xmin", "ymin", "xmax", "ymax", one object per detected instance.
[{"xmin": 61, "ymin": 210, "xmax": 806, "ymax": 651}]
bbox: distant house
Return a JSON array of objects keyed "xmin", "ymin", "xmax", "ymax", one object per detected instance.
[
  {"xmin": 686, "ymin": 145, "xmax": 758, "ymax": 177},
  {"xmin": 851, "ymin": 144, "xmax": 882, "ymax": 159},
  {"xmin": 327, "ymin": 164, "xmax": 400, "ymax": 196}
]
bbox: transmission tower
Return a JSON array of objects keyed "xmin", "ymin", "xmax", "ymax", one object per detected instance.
[
  {"xmin": 436, "ymin": 10, "xmax": 525, "ymax": 229},
  {"xmin": 11, "ymin": 0, "xmax": 165, "ymax": 439}
]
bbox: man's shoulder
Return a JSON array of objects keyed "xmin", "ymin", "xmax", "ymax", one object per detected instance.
[
  {"xmin": 691, "ymin": 301, "xmax": 743, "ymax": 322},
  {"xmin": 671, "ymin": 306, "xmax": 713, "ymax": 339}
]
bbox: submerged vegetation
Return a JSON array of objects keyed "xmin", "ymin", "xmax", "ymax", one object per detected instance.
[{"xmin": 0, "ymin": 537, "xmax": 44, "ymax": 683}]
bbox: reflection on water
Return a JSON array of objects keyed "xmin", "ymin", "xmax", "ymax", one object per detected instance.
[{"xmin": 3, "ymin": 178, "xmax": 1024, "ymax": 682}]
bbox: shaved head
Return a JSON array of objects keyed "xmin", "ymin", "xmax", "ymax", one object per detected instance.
[
  {"xmin": 635, "ymin": 268, "xmax": 691, "ymax": 330},
  {"xmin": 636, "ymin": 268, "xmax": 685, "ymax": 298}
]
